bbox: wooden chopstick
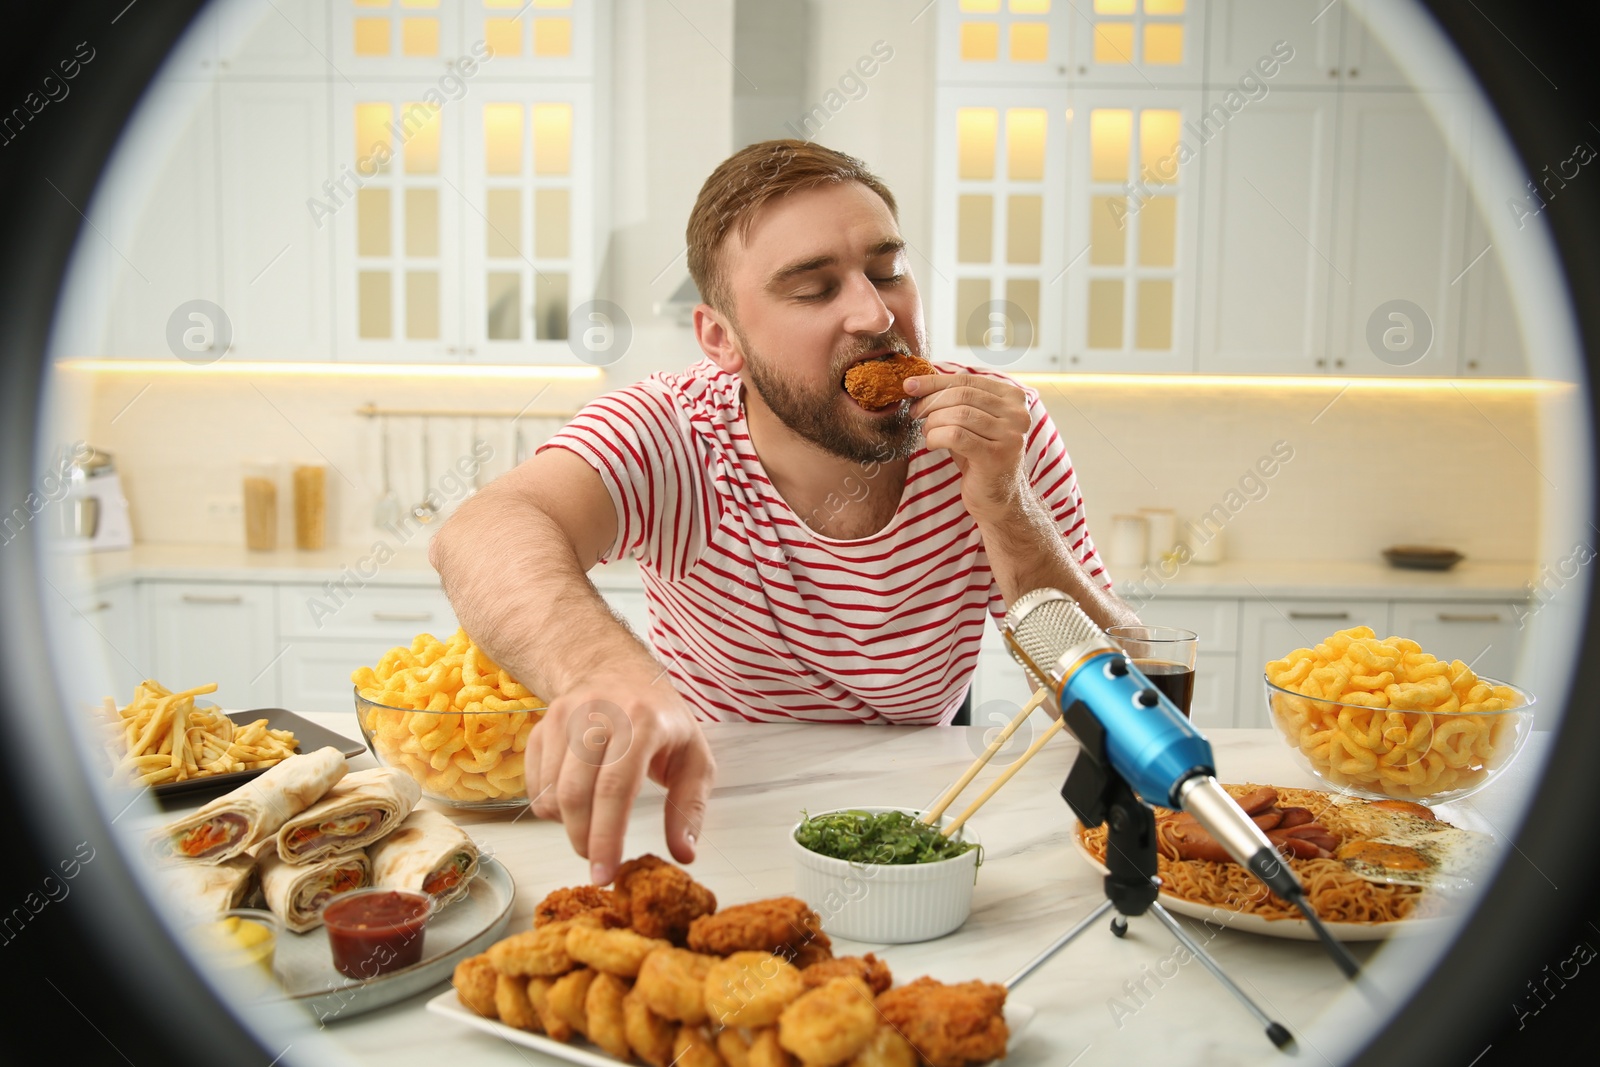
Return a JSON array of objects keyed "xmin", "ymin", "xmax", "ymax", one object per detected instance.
[
  {"xmin": 920, "ymin": 685, "xmax": 1050, "ymax": 826},
  {"xmin": 941, "ymin": 716, "xmax": 1067, "ymax": 838}
]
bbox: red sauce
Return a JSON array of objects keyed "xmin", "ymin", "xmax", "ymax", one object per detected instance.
[{"xmin": 322, "ymin": 889, "xmax": 433, "ymax": 979}]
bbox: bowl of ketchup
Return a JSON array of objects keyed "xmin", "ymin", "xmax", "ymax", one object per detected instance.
[{"xmin": 321, "ymin": 888, "xmax": 435, "ymax": 980}]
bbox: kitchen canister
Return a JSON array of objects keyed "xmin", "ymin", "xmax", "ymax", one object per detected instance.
[
  {"xmin": 1108, "ymin": 514, "xmax": 1149, "ymax": 569},
  {"xmin": 1140, "ymin": 508, "xmax": 1176, "ymax": 564},
  {"xmin": 243, "ymin": 461, "xmax": 278, "ymax": 552}
]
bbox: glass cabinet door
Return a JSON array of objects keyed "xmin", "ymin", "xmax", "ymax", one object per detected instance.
[
  {"xmin": 459, "ymin": 83, "xmax": 595, "ymax": 363},
  {"xmin": 332, "ymin": 82, "xmax": 463, "ymax": 361}
]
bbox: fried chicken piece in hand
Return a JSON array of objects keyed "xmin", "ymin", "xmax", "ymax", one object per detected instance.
[
  {"xmin": 777, "ymin": 977, "xmax": 878, "ymax": 1067},
  {"xmin": 687, "ymin": 896, "xmax": 832, "ymax": 965},
  {"xmin": 801, "ymin": 954, "xmax": 892, "ymax": 996},
  {"xmin": 842, "ymin": 353, "xmax": 936, "ymax": 411},
  {"xmin": 874, "ymin": 977, "xmax": 1009, "ymax": 1067},
  {"xmin": 535, "ymin": 884, "xmax": 626, "ymax": 928},
  {"xmin": 614, "ymin": 854, "xmax": 718, "ymax": 945}
]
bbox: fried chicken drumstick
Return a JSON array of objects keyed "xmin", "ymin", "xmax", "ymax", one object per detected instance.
[{"xmin": 843, "ymin": 353, "xmax": 936, "ymax": 410}]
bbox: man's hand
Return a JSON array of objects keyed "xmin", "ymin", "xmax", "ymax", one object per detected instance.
[
  {"xmin": 526, "ymin": 668, "xmax": 716, "ymax": 886},
  {"xmin": 904, "ymin": 372, "xmax": 1032, "ymax": 523}
]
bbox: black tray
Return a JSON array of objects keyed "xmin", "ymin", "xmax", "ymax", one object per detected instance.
[{"xmin": 149, "ymin": 709, "xmax": 365, "ymax": 803}]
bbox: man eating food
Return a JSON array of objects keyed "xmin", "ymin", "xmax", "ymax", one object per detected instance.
[{"xmin": 429, "ymin": 140, "xmax": 1137, "ymax": 885}]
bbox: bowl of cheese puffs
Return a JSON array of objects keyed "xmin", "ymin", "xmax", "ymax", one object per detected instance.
[
  {"xmin": 352, "ymin": 629, "xmax": 547, "ymax": 811},
  {"xmin": 1265, "ymin": 626, "xmax": 1534, "ymax": 804}
]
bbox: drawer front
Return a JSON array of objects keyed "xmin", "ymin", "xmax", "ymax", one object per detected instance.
[
  {"xmin": 1191, "ymin": 652, "xmax": 1241, "ymax": 729},
  {"xmin": 1389, "ymin": 600, "xmax": 1522, "ymax": 682},
  {"xmin": 278, "ymin": 583, "xmax": 457, "ymax": 639},
  {"xmin": 1134, "ymin": 597, "xmax": 1240, "ymax": 652},
  {"xmin": 279, "ymin": 638, "xmax": 406, "ymax": 716}
]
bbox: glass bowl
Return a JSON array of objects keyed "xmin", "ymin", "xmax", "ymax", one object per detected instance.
[
  {"xmin": 354, "ymin": 687, "xmax": 542, "ymax": 812},
  {"xmin": 1264, "ymin": 674, "xmax": 1534, "ymax": 804}
]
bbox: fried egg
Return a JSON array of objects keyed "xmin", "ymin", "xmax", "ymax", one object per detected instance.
[{"xmin": 1333, "ymin": 803, "xmax": 1496, "ymax": 891}]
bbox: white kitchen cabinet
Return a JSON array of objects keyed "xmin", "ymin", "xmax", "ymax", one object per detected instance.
[
  {"xmin": 218, "ymin": 81, "xmax": 334, "ymax": 360},
  {"xmin": 1324, "ymin": 91, "xmax": 1470, "ymax": 377},
  {"xmin": 1067, "ymin": 0, "xmax": 1206, "ymax": 87},
  {"xmin": 277, "ymin": 582, "xmax": 456, "ymax": 639},
  {"xmin": 331, "ymin": 0, "xmax": 466, "ymax": 79},
  {"xmin": 1194, "ymin": 89, "xmax": 1338, "ymax": 375},
  {"xmin": 1237, "ymin": 597, "xmax": 1389, "ymax": 726},
  {"xmin": 935, "ymin": 0, "xmax": 1070, "ymax": 87},
  {"xmin": 143, "ymin": 582, "xmax": 281, "ymax": 709},
  {"xmin": 1190, "ymin": 651, "xmax": 1240, "ymax": 729},
  {"xmin": 331, "ymin": 79, "xmax": 466, "ymax": 362},
  {"xmin": 1203, "ymin": 0, "xmax": 1339, "ymax": 89},
  {"xmin": 931, "ymin": 86, "xmax": 1071, "ymax": 373},
  {"xmin": 1456, "ymin": 104, "xmax": 1528, "ymax": 378},
  {"xmin": 279, "ymin": 638, "xmax": 407, "ymax": 714},
  {"xmin": 460, "ymin": 81, "xmax": 598, "ymax": 364},
  {"xmin": 212, "ymin": 0, "xmax": 334, "ymax": 80},
  {"xmin": 1062, "ymin": 87, "xmax": 1202, "ymax": 373},
  {"xmin": 1335, "ymin": 1, "xmax": 1411, "ymax": 90},
  {"xmin": 1387, "ymin": 600, "xmax": 1522, "ymax": 683},
  {"xmin": 1133, "ymin": 596, "xmax": 1238, "ymax": 726},
  {"xmin": 104, "ymin": 84, "xmax": 221, "ymax": 359},
  {"xmin": 59, "ymin": 581, "xmax": 146, "ymax": 706}
]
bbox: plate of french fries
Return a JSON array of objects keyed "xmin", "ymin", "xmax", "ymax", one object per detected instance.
[{"xmin": 102, "ymin": 679, "xmax": 365, "ymax": 797}]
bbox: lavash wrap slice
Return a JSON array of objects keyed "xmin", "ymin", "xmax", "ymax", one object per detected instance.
[
  {"xmin": 157, "ymin": 853, "xmax": 260, "ymax": 919},
  {"xmin": 368, "ymin": 808, "xmax": 480, "ymax": 907},
  {"xmin": 274, "ymin": 767, "xmax": 422, "ymax": 864},
  {"xmin": 152, "ymin": 746, "xmax": 348, "ymax": 865},
  {"xmin": 258, "ymin": 847, "xmax": 372, "ymax": 933}
]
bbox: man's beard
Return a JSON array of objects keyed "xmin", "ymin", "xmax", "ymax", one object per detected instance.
[{"xmin": 737, "ymin": 330, "xmax": 923, "ymax": 464}]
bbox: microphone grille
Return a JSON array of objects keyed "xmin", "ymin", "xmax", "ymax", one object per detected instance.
[{"xmin": 1004, "ymin": 590, "xmax": 1105, "ymax": 681}]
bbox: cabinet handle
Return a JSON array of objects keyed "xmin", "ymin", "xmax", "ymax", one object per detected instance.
[
  {"xmin": 86, "ymin": 601, "xmax": 112, "ymax": 613},
  {"xmin": 372, "ymin": 611, "xmax": 434, "ymax": 622},
  {"xmin": 182, "ymin": 594, "xmax": 243, "ymax": 605},
  {"xmin": 1288, "ymin": 611, "xmax": 1350, "ymax": 620},
  {"xmin": 1436, "ymin": 612, "xmax": 1501, "ymax": 623}
]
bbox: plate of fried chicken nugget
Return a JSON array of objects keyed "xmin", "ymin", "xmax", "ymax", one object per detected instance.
[{"xmin": 429, "ymin": 854, "xmax": 1029, "ymax": 1067}]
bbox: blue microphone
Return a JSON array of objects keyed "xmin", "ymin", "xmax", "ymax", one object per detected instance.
[{"xmin": 1002, "ymin": 590, "xmax": 1303, "ymax": 903}]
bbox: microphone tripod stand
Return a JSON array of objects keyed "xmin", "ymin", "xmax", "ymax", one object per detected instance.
[{"xmin": 1003, "ymin": 699, "xmax": 1294, "ymax": 1051}]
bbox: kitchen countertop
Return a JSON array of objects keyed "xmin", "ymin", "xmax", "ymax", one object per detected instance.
[
  {"xmin": 136, "ymin": 715, "xmax": 1547, "ymax": 1067},
  {"xmin": 80, "ymin": 544, "xmax": 1534, "ymax": 601}
]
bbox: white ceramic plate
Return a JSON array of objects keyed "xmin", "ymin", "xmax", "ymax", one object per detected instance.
[
  {"xmin": 264, "ymin": 856, "xmax": 515, "ymax": 1022},
  {"xmin": 427, "ymin": 988, "xmax": 1035, "ymax": 1065},
  {"xmin": 1070, "ymin": 829, "xmax": 1445, "ymax": 942}
]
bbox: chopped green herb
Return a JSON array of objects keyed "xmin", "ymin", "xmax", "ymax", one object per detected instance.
[{"xmin": 794, "ymin": 809, "xmax": 980, "ymax": 866}]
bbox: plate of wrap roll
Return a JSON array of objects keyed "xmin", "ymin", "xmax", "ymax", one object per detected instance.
[{"xmin": 150, "ymin": 747, "xmax": 515, "ymax": 1019}]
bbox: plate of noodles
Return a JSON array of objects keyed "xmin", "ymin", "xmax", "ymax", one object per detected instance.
[{"xmin": 1072, "ymin": 783, "xmax": 1479, "ymax": 942}]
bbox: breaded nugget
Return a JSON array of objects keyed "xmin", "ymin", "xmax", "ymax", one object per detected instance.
[
  {"xmin": 842, "ymin": 353, "xmax": 935, "ymax": 411},
  {"xmin": 705, "ymin": 951, "xmax": 805, "ymax": 1029},
  {"xmin": 487, "ymin": 921, "xmax": 576, "ymax": 977},
  {"xmin": 848, "ymin": 1025, "xmax": 917, "ymax": 1067},
  {"xmin": 614, "ymin": 854, "xmax": 718, "ymax": 944},
  {"xmin": 802, "ymin": 954, "xmax": 892, "ymax": 996},
  {"xmin": 452, "ymin": 953, "xmax": 499, "ymax": 1018},
  {"xmin": 636, "ymin": 947, "xmax": 716, "ymax": 1024},
  {"xmin": 748, "ymin": 1028, "xmax": 795, "ymax": 1067},
  {"xmin": 549, "ymin": 968, "xmax": 599, "ymax": 1037},
  {"xmin": 874, "ymin": 977, "xmax": 1009, "ymax": 1067},
  {"xmin": 688, "ymin": 897, "xmax": 832, "ymax": 963},
  {"xmin": 717, "ymin": 1027, "xmax": 753, "ymax": 1067},
  {"xmin": 528, "ymin": 976, "xmax": 572, "ymax": 1042},
  {"xmin": 569, "ymin": 922, "xmax": 674, "ymax": 978},
  {"xmin": 535, "ymin": 884, "xmax": 626, "ymax": 928},
  {"xmin": 624, "ymin": 986, "xmax": 679, "ymax": 1067},
  {"xmin": 585, "ymin": 971, "xmax": 634, "ymax": 1061},
  {"xmin": 673, "ymin": 1025, "xmax": 726, "ymax": 1067},
  {"xmin": 494, "ymin": 972, "xmax": 540, "ymax": 1032},
  {"xmin": 777, "ymin": 977, "xmax": 878, "ymax": 1067}
]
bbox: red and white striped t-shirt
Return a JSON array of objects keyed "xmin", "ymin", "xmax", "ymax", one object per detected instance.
[{"xmin": 540, "ymin": 357, "xmax": 1109, "ymax": 724}]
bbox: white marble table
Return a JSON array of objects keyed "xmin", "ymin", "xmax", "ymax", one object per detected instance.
[{"xmin": 166, "ymin": 717, "xmax": 1546, "ymax": 1067}]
